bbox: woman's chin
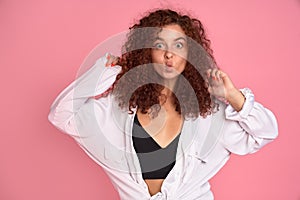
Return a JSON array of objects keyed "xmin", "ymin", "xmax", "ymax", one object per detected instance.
[
  {"xmin": 155, "ymin": 69, "xmax": 181, "ymax": 80},
  {"xmin": 159, "ymin": 73, "xmax": 180, "ymax": 80}
]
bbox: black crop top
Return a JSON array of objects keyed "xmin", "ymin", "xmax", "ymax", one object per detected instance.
[{"xmin": 132, "ymin": 114, "xmax": 180, "ymax": 179}]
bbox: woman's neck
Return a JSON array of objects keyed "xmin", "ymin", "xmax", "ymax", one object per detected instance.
[
  {"xmin": 160, "ymin": 88, "xmax": 176, "ymax": 112},
  {"xmin": 161, "ymin": 77, "xmax": 178, "ymax": 98}
]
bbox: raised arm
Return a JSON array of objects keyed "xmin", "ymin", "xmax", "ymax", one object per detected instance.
[
  {"xmin": 48, "ymin": 53, "xmax": 121, "ymax": 137},
  {"xmin": 206, "ymin": 68, "xmax": 278, "ymax": 154},
  {"xmin": 222, "ymin": 88, "xmax": 278, "ymax": 154}
]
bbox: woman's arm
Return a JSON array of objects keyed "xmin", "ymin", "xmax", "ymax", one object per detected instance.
[
  {"xmin": 48, "ymin": 53, "xmax": 121, "ymax": 137},
  {"xmin": 48, "ymin": 53, "xmax": 126, "ymax": 170},
  {"xmin": 222, "ymin": 88, "xmax": 278, "ymax": 154},
  {"xmin": 206, "ymin": 69, "xmax": 278, "ymax": 154}
]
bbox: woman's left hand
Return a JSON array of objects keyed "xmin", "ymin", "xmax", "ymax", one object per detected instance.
[
  {"xmin": 105, "ymin": 54, "xmax": 119, "ymax": 67},
  {"xmin": 206, "ymin": 69, "xmax": 246, "ymax": 111}
]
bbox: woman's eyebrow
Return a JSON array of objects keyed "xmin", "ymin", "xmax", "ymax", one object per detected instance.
[
  {"xmin": 174, "ymin": 37, "xmax": 187, "ymax": 42},
  {"xmin": 154, "ymin": 37, "xmax": 164, "ymax": 41},
  {"xmin": 154, "ymin": 37, "xmax": 187, "ymax": 42}
]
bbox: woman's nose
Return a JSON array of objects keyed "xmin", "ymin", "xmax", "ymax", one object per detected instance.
[{"xmin": 164, "ymin": 51, "xmax": 173, "ymax": 59}]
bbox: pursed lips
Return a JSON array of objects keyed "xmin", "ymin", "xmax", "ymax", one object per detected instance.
[
  {"xmin": 163, "ymin": 62, "xmax": 175, "ymax": 72},
  {"xmin": 165, "ymin": 62, "xmax": 173, "ymax": 68}
]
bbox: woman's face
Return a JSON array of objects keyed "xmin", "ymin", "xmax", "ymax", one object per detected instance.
[{"xmin": 151, "ymin": 24, "xmax": 188, "ymax": 80}]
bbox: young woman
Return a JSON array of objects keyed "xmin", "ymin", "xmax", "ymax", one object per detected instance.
[{"xmin": 48, "ymin": 9, "xmax": 278, "ymax": 199}]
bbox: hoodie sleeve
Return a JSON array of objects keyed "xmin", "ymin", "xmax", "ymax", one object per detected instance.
[
  {"xmin": 47, "ymin": 53, "xmax": 125, "ymax": 169},
  {"xmin": 221, "ymin": 88, "xmax": 278, "ymax": 155},
  {"xmin": 48, "ymin": 53, "xmax": 121, "ymax": 137}
]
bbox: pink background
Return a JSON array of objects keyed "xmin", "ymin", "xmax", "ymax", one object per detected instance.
[{"xmin": 1, "ymin": 0, "xmax": 299, "ymax": 199}]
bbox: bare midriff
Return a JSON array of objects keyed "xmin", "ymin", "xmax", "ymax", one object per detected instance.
[{"xmin": 144, "ymin": 179, "xmax": 165, "ymax": 196}]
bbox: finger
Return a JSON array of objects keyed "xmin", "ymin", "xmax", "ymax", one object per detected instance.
[
  {"xmin": 215, "ymin": 70, "xmax": 222, "ymax": 81},
  {"xmin": 215, "ymin": 69, "xmax": 228, "ymax": 82},
  {"xmin": 206, "ymin": 69, "xmax": 212, "ymax": 78},
  {"xmin": 105, "ymin": 54, "xmax": 112, "ymax": 66},
  {"xmin": 206, "ymin": 68, "xmax": 218, "ymax": 86},
  {"xmin": 219, "ymin": 70, "xmax": 234, "ymax": 88},
  {"xmin": 205, "ymin": 69, "xmax": 212, "ymax": 87},
  {"xmin": 106, "ymin": 54, "xmax": 116, "ymax": 66},
  {"xmin": 111, "ymin": 56, "xmax": 119, "ymax": 66},
  {"xmin": 212, "ymin": 68, "xmax": 225, "ymax": 81},
  {"xmin": 210, "ymin": 68, "xmax": 218, "ymax": 80},
  {"xmin": 106, "ymin": 55, "xmax": 119, "ymax": 67}
]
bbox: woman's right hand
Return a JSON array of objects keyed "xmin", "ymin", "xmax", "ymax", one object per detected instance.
[{"xmin": 105, "ymin": 54, "xmax": 119, "ymax": 67}]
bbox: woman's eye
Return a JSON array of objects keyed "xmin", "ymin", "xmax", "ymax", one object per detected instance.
[
  {"xmin": 154, "ymin": 43, "xmax": 165, "ymax": 49},
  {"xmin": 175, "ymin": 42, "xmax": 183, "ymax": 49}
]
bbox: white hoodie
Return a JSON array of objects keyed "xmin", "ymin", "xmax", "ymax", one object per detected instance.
[{"xmin": 48, "ymin": 53, "xmax": 278, "ymax": 200}]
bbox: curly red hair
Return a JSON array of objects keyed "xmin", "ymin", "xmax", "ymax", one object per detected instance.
[{"xmin": 108, "ymin": 9, "xmax": 218, "ymax": 119}]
